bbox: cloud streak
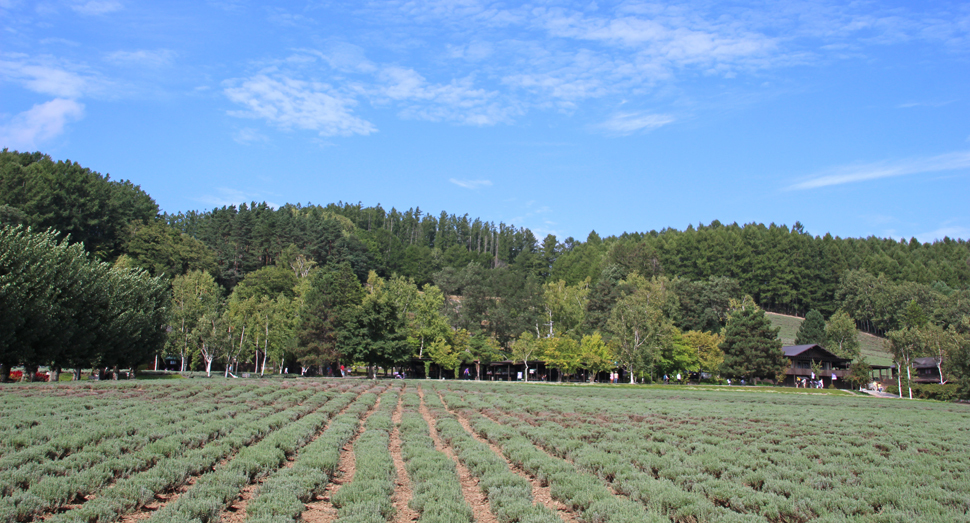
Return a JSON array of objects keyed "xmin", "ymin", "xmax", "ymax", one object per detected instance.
[
  {"xmin": 71, "ymin": 1, "xmax": 123, "ymax": 15},
  {"xmin": 0, "ymin": 57, "xmax": 103, "ymax": 98},
  {"xmin": 915, "ymin": 225, "xmax": 970, "ymax": 243},
  {"xmin": 224, "ymin": 75, "xmax": 376, "ymax": 137},
  {"xmin": 105, "ymin": 49, "xmax": 176, "ymax": 68},
  {"xmin": 0, "ymin": 98, "xmax": 85, "ymax": 149},
  {"xmin": 595, "ymin": 111, "xmax": 675, "ymax": 135},
  {"xmin": 449, "ymin": 178, "xmax": 492, "ymax": 189},
  {"xmin": 788, "ymin": 151, "xmax": 970, "ymax": 190}
]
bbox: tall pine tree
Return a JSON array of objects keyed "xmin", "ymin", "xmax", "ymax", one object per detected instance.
[
  {"xmin": 794, "ymin": 309, "xmax": 827, "ymax": 346},
  {"xmin": 720, "ymin": 304, "xmax": 785, "ymax": 381}
]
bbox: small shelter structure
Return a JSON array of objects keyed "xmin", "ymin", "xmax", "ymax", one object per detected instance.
[
  {"xmin": 913, "ymin": 357, "xmax": 943, "ymax": 384},
  {"xmin": 782, "ymin": 344, "xmax": 852, "ymax": 388}
]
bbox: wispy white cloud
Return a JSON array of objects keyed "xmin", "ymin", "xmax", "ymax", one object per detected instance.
[
  {"xmin": 788, "ymin": 151, "xmax": 970, "ymax": 190},
  {"xmin": 224, "ymin": 74, "xmax": 376, "ymax": 137},
  {"xmin": 0, "ymin": 98, "xmax": 84, "ymax": 149},
  {"xmin": 39, "ymin": 38, "xmax": 80, "ymax": 47},
  {"xmin": 449, "ymin": 178, "xmax": 492, "ymax": 189},
  {"xmin": 374, "ymin": 66, "xmax": 514, "ymax": 125},
  {"xmin": 595, "ymin": 111, "xmax": 674, "ymax": 135},
  {"xmin": 105, "ymin": 49, "xmax": 176, "ymax": 68},
  {"xmin": 206, "ymin": 1, "xmax": 969, "ymax": 138},
  {"xmin": 915, "ymin": 224, "xmax": 970, "ymax": 242},
  {"xmin": 896, "ymin": 99, "xmax": 957, "ymax": 109},
  {"xmin": 71, "ymin": 0, "xmax": 122, "ymax": 15},
  {"xmin": 232, "ymin": 127, "xmax": 270, "ymax": 145},
  {"xmin": 534, "ymin": 7, "xmax": 778, "ymax": 67},
  {"xmin": 267, "ymin": 8, "xmax": 316, "ymax": 27},
  {"xmin": 0, "ymin": 56, "xmax": 104, "ymax": 98}
]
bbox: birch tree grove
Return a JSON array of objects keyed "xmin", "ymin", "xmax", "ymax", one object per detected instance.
[
  {"xmin": 169, "ymin": 270, "xmax": 221, "ymax": 372},
  {"xmin": 606, "ymin": 276, "xmax": 676, "ymax": 383},
  {"xmin": 887, "ymin": 327, "xmax": 921, "ymax": 399}
]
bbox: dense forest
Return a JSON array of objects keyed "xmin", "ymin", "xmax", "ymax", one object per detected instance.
[
  {"xmin": 2, "ymin": 149, "xmax": 969, "ymax": 391},
  {"xmin": 162, "ymin": 202, "xmax": 970, "ymax": 335}
]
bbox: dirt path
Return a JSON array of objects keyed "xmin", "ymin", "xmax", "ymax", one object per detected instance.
[
  {"xmin": 416, "ymin": 386, "xmax": 498, "ymax": 523},
  {"xmin": 301, "ymin": 392, "xmax": 383, "ymax": 523},
  {"xmin": 389, "ymin": 386, "xmax": 418, "ymax": 523},
  {"xmin": 436, "ymin": 391, "xmax": 581, "ymax": 523}
]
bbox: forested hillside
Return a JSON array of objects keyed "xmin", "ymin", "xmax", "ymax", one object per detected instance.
[
  {"xmin": 2, "ymin": 149, "xmax": 969, "ymax": 390},
  {"xmin": 161, "ymin": 197, "xmax": 970, "ymax": 336}
]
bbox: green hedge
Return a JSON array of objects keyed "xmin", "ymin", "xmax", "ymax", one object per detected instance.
[{"xmin": 883, "ymin": 383, "xmax": 959, "ymax": 401}]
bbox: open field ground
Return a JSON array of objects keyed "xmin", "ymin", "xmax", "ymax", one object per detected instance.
[
  {"xmin": 1, "ymin": 380, "xmax": 968, "ymax": 523},
  {"xmin": 766, "ymin": 313, "xmax": 892, "ymax": 366}
]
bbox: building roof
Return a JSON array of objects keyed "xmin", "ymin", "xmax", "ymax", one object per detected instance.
[
  {"xmin": 913, "ymin": 357, "xmax": 940, "ymax": 368},
  {"xmin": 782, "ymin": 344, "xmax": 821, "ymax": 357},
  {"xmin": 781, "ymin": 344, "xmax": 850, "ymax": 362}
]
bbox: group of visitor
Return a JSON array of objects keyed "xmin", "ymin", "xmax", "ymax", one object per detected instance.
[
  {"xmin": 796, "ymin": 377, "xmax": 825, "ymax": 388},
  {"xmin": 662, "ymin": 373, "xmax": 684, "ymax": 385}
]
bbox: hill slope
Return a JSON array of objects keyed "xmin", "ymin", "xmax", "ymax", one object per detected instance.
[{"xmin": 766, "ymin": 312, "xmax": 892, "ymax": 366}]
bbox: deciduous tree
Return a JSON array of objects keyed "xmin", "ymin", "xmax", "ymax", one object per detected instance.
[
  {"xmin": 826, "ymin": 310, "xmax": 860, "ymax": 359},
  {"xmin": 682, "ymin": 330, "xmax": 724, "ymax": 378},
  {"xmin": 168, "ymin": 270, "xmax": 221, "ymax": 371}
]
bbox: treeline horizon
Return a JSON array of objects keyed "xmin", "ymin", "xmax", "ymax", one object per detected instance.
[{"xmin": 3, "ymin": 148, "xmax": 970, "ymax": 336}]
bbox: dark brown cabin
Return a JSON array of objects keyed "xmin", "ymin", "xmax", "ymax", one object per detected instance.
[
  {"xmin": 913, "ymin": 357, "xmax": 943, "ymax": 384},
  {"xmin": 782, "ymin": 344, "xmax": 852, "ymax": 388}
]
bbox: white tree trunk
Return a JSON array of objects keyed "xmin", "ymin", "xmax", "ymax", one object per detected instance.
[
  {"xmin": 262, "ymin": 322, "xmax": 269, "ymax": 376},
  {"xmin": 906, "ymin": 366, "xmax": 913, "ymax": 399},
  {"xmin": 896, "ymin": 361, "xmax": 902, "ymax": 398}
]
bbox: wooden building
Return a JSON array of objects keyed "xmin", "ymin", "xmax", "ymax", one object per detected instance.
[
  {"xmin": 913, "ymin": 357, "xmax": 943, "ymax": 384},
  {"xmin": 782, "ymin": 344, "xmax": 852, "ymax": 388}
]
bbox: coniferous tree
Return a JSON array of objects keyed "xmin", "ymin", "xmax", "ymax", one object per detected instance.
[
  {"xmin": 795, "ymin": 309, "xmax": 827, "ymax": 346},
  {"xmin": 295, "ymin": 263, "xmax": 364, "ymax": 373},
  {"xmin": 719, "ymin": 303, "xmax": 785, "ymax": 381},
  {"xmin": 341, "ymin": 299, "xmax": 410, "ymax": 377}
]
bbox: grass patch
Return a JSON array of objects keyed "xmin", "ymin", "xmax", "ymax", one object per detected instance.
[
  {"xmin": 766, "ymin": 312, "xmax": 893, "ymax": 366},
  {"xmin": 135, "ymin": 371, "xmax": 186, "ymax": 380}
]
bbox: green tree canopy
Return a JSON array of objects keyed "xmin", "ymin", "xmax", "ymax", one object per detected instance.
[
  {"xmin": 826, "ymin": 310, "xmax": 860, "ymax": 360},
  {"xmin": 1, "ymin": 225, "xmax": 167, "ymax": 381},
  {"xmin": 795, "ymin": 309, "xmax": 827, "ymax": 346},
  {"xmin": 342, "ymin": 299, "xmax": 411, "ymax": 375},
  {"xmin": 233, "ymin": 265, "xmax": 299, "ymax": 301},
  {"xmin": 295, "ymin": 263, "xmax": 364, "ymax": 371},
  {"xmin": 0, "ymin": 150, "xmax": 159, "ymax": 260},
  {"xmin": 719, "ymin": 302, "xmax": 785, "ymax": 381}
]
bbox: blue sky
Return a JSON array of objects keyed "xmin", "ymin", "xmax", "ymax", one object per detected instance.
[{"xmin": 2, "ymin": 0, "xmax": 969, "ymax": 243}]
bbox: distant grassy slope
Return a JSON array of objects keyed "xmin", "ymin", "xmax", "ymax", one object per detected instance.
[{"xmin": 765, "ymin": 312, "xmax": 892, "ymax": 366}]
